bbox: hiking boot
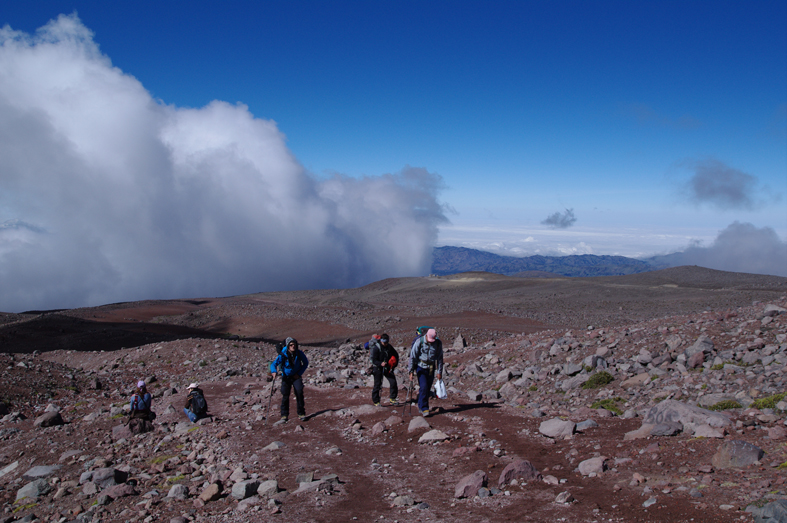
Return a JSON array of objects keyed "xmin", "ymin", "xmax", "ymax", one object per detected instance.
[
  {"xmin": 421, "ymin": 410, "xmax": 430, "ymax": 417},
  {"xmin": 280, "ymin": 416, "xmax": 288, "ymax": 422},
  {"xmin": 388, "ymin": 398, "xmax": 398, "ymax": 405},
  {"xmin": 373, "ymin": 402, "xmax": 381, "ymax": 407},
  {"xmin": 298, "ymin": 414, "xmax": 307, "ymax": 421}
]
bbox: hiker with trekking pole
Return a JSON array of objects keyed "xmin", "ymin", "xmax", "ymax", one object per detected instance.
[
  {"xmin": 368, "ymin": 333, "xmax": 399, "ymax": 406},
  {"xmin": 409, "ymin": 328, "xmax": 443, "ymax": 417},
  {"xmin": 270, "ymin": 337, "xmax": 309, "ymax": 422}
]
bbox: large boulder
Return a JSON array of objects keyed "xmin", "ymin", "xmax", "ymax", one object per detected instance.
[
  {"xmin": 92, "ymin": 468, "xmax": 128, "ymax": 489},
  {"xmin": 712, "ymin": 440, "xmax": 764, "ymax": 469},
  {"xmin": 497, "ymin": 459, "xmax": 541, "ymax": 488},
  {"xmin": 641, "ymin": 400, "xmax": 731, "ymax": 434},
  {"xmin": 34, "ymin": 411, "xmax": 64, "ymax": 428},
  {"xmin": 16, "ymin": 479, "xmax": 52, "ymax": 501},
  {"xmin": 750, "ymin": 499, "xmax": 787, "ymax": 523},
  {"xmin": 231, "ymin": 480, "xmax": 260, "ymax": 500},
  {"xmin": 455, "ymin": 470, "xmax": 487, "ymax": 499},
  {"xmin": 578, "ymin": 456, "xmax": 608, "ymax": 476},
  {"xmin": 539, "ymin": 418, "xmax": 576, "ymax": 439}
]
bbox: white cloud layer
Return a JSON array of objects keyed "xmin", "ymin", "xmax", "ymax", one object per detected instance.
[
  {"xmin": 0, "ymin": 15, "xmax": 447, "ymax": 312},
  {"xmin": 661, "ymin": 222, "xmax": 787, "ymax": 277}
]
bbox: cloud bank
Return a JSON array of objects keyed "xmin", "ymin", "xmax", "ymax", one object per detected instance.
[
  {"xmin": 0, "ymin": 15, "xmax": 447, "ymax": 312},
  {"xmin": 683, "ymin": 159, "xmax": 759, "ymax": 210},
  {"xmin": 661, "ymin": 222, "xmax": 787, "ymax": 277},
  {"xmin": 541, "ymin": 208, "xmax": 577, "ymax": 229}
]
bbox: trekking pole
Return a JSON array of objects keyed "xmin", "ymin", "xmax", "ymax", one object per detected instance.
[
  {"xmin": 264, "ymin": 373, "xmax": 277, "ymax": 425},
  {"xmin": 401, "ymin": 375, "xmax": 412, "ymax": 417}
]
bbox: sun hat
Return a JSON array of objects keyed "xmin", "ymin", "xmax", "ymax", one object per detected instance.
[
  {"xmin": 137, "ymin": 380, "xmax": 146, "ymax": 388},
  {"xmin": 426, "ymin": 329, "xmax": 437, "ymax": 342},
  {"xmin": 187, "ymin": 383, "xmax": 198, "ymax": 389}
]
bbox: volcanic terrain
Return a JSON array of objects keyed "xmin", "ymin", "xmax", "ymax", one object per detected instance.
[{"xmin": 1, "ymin": 266, "xmax": 786, "ymax": 523}]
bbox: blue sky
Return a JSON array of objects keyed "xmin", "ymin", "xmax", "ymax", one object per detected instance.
[{"xmin": 0, "ymin": 1, "xmax": 785, "ymax": 310}]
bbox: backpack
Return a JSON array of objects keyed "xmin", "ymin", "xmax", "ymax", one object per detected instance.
[
  {"xmin": 189, "ymin": 390, "xmax": 207, "ymax": 415},
  {"xmin": 131, "ymin": 393, "xmax": 149, "ymax": 411},
  {"xmin": 366, "ymin": 335, "xmax": 382, "ymax": 363}
]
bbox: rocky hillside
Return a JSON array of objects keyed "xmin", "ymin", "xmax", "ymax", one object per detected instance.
[{"xmin": 0, "ymin": 284, "xmax": 785, "ymax": 522}]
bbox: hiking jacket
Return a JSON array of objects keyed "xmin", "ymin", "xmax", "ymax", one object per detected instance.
[
  {"xmin": 370, "ymin": 339, "xmax": 399, "ymax": 372},
  {"xmin": 409, "ymin": 336, "xmax": 444, "ymax": 374},
  {"xmin": 130, "ymin": 392, "xmax": 152, "ymax": 413},
  {"xmin": 185, "ymin": 388, "xmax": 208, "ymax": 412},
  {"xmin": 270, "ymin": 338, "xmax": 309, "ymax": 378}
]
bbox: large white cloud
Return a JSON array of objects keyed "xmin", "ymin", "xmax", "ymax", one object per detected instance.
[{"xmin": 0, "ymin": 14, "xmax": 447, "ymax": 312}]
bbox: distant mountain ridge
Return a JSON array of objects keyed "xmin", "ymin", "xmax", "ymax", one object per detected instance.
[{"xmin": 431, "ymin": 246, "xmax": 656, "ymax": 277}]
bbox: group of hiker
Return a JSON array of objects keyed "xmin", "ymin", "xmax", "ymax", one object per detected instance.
[{"xmin": 129, "ymin": 326, "xmax": 444, "ymax": 427}]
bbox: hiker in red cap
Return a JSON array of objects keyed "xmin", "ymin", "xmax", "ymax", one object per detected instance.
[{"xmin": 408, "ymin": 328, "xmax": 443, "ymax": 417}]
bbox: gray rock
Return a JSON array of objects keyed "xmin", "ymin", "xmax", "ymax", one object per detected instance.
[
  {"xmin": 555, "ymin": 491, "xmax": 575, "ymax": 504},
  {"xmin": 563, "ymin": 362, "xmax": 583, "ymax": 376},
  {"xmin": 642, "ymin": 400, "xmax": 731, "ymax": 434},
  {"xmin": 750, "ymin": 499, "xmax": 787, "ymax": 523},
  {"xmin": 712, "ymin": 440, "xmax": 764, "ymax": 469},
  {"xmin": 539, "ymin": 418, "xmax": 576, "ymax": 438},
  {"xmin": 22, "ymin": 465, "xmax": 60, "ymax": 479},
  {"xmin": 92, "ymin": 468, "xmax": 127, "ymax": 489},
  {"xmin": 16, "ymin": 479, "xmax": 52, "ymax": 501},
  {"xmin": 407, "ymin": 416, "xmax": 431, "ymax": 433},
  {"xmin": 33, "ymin": 411, "xmax": 63, "ymax": 428},
  {"xmin": 231, "ymin": 480, "xmax": 260, "ymax": 500},
  {"xmin": 560, "ymin": 374, "xmax": 589, "ymax": 391},
  {"xmin": 466, "ymin": 390, "xmax": 482, "ymax": 401},
  {"xmin": 0, "ymin": 461, "xmax": 19, "ymax": 480},
  {"xmin": 418, "ymin": 429, "xmax": 449, "ymax": 443},
  {"xmin": 263, "ymin": 441, "xmax": 286, "ymax": 451},
  {"xmin": 495, "ymin": 369, "xmax": 513, "ymax": 383},
  {"xmin": 497, "ymin": 459, "xmax": 541, "ymax": 488},
  {"xmin": 576, "ymin": 419, "xmax": 598, "ymax": 432},
  {"xmin": 167, "ymin": 484, "xmax": 189, "ymax": 500},
  {"xmin": 685, "ymin": 335, "xmax": 714, "ymax": 359},
  {"xmin": 578, "ymin": 456, "xmax": 608, "ymax": 476},
  {"xmin": 256, "ymin": 480, "xmax": 278, "ymax": 499},
  {"xmin": 455, "ymin": 470, "xmax": 487, "ymax": 499},
  {"xmin": 393, "ymin": 495, "xmax": 415, "ymax": 506}
]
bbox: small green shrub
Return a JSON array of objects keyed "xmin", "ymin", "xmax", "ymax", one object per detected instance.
[
  {"xmin": 582, "ymin": 371, "xmax": 614, "ymax": 390},
  {"xmin": 776, "ymin": 462, "xmax": 787, "ymax": 470},
  {"xmin": 110, "ymin": 413, "xmax": 125, "ymax": 420},
  {"xmin": 707, "ymin": 400, "xmax": 742, "ymax": 411},
  {"xmin": 751, "ymin": 392, "xmax": 786, "ymax": 410},
  {"xmin": 167, "ymin": 474, "xmax": 186, "ymax": 483},
  {"xmin": 710, "ymin": 364, "xmax": 724, "ymax": 371},
  {"xmin": 150, "ymin": 455, "xmax": 174, "ymax": 465},
  {"xmin": 590, "ymin": 398, "xmax": 623, "ymax": 415},
  {"xmin": 528, "ymin": 385, "xmax": 538, "ymax": 392},
  {"xmin": 13, "ymin": 502, "xmax": 37, "ymax": 513}
]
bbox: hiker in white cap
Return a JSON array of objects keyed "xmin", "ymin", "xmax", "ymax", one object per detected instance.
[
  {"xmin": 129, "ymin": 380, "xmax": 153, "ymax": 420},
  {"xmin": 184, "ymin": 383, "xmax": 208, "ymax": 422},
  {"xmin": 409, "ymin": 328, "xmax": 443, "ymax": 417}
]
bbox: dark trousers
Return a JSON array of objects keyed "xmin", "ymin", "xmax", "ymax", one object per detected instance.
[
  {"xmin": 416, "ymin": 367, "xmax": 434, "ymax": 413},
  {"xmin": 280, "ymin": 376, "xmax": 305, "ymax": 418},
  {"xmin": 372, "ymin": 366, "xmax": 398, "ymax": 404}
]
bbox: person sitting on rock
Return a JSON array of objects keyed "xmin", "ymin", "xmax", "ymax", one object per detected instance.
[
  {"xmin": 369, "ymin": 333, "xmax": 399, "ymax": 406},
  {"xmin": 409, "ymin": 328, "xmax": 443, "ymax": 417},
  {"xmin": 184, "ymin": 382, "xmax": 209, "ymax": 423},
  {"xmin": 129, "ymin": 380, "xmax": 153, "ymax": 420},
  {"xmin": 270, "ymin": 337, "xmax": 309, "ymax": 422}
]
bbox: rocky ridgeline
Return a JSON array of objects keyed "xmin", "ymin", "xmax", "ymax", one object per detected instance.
[{"xmin": 0, "ymin": 299, "xmax": 786, "ymax": 522}]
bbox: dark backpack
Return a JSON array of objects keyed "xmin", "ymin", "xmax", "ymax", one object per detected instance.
[{"xmin": 189, "ymin": 390, "xmax": 207, "ymax": 415}]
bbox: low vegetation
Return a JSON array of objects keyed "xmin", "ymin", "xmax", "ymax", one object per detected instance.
[{"xmin": 582, "ymin": 371, "xmax": 614, "ymax": 389}]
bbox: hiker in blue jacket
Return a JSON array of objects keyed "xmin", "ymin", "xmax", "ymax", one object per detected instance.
[
  {"xmin": 409, "ymin": 328, "xmax": 443, "ymax": 417},
  {"xmin": 270, "ymin": 337, "xmax": 309, "ymax": 422}
]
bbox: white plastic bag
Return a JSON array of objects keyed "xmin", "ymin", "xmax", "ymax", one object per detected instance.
[{"xmin": 434, "ymin": 379, "xmax": 447, "ymax": 399}]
